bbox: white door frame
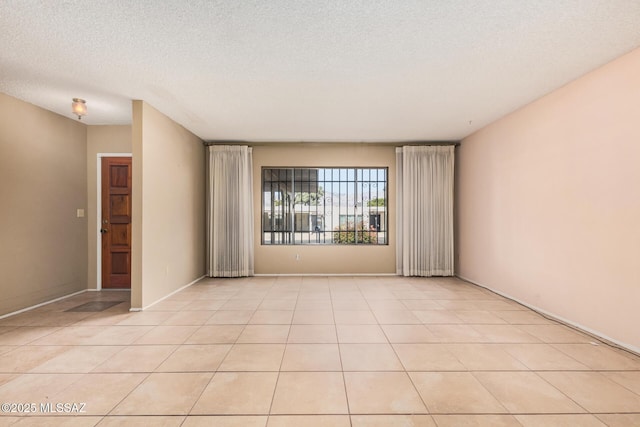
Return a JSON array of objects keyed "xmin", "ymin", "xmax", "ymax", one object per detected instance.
[{"xmin": 96, "ymin": 153, "xmax": 132, "ymax": 290}]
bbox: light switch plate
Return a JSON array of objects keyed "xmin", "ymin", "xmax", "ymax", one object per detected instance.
[{"xmin": 76, "ymin": 209, "xmax": 85, "ymax": 218}]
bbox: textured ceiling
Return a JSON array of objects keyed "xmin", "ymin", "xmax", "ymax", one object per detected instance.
[{"xmin": 1, "ymin": 1, "xmax": 640, "ymax": 142}]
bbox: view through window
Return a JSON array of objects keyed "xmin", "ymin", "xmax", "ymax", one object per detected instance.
[{"xmin": 262, "ymin": 167, "xmax": 388, "ymax": 245}]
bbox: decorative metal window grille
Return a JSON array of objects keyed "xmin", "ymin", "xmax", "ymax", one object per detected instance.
[{"xmin": 262, "ymin": 167, "xmax": 388, "ymax": 245}]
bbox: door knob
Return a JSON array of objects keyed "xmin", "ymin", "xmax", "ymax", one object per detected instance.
[{"xmin": 100, "ymin": 228, "xmax": 108, "ymax": 233}]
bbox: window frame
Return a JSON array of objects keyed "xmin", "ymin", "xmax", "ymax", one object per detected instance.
[{"xmin": 261, "ymin": 166, "xmax": 388, "ymax": 246}]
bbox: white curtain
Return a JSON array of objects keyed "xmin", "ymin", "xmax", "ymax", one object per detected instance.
[
  {"xmin": 207, "ymin": 145, "xmax": 254, "ymax": 277},
  {"xmin": 396, "ymin": 146, "xmax": 455, "ymax": 276}
]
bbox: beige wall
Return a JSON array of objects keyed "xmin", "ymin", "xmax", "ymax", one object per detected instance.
[
  {"xmin": 0, "ymin": 92, "xmax": 87, "ymax": 315},
  {"xmin": 131, "ymin": 101, "xmax": 206, "ymax": 309},
  {"xmin": 457, "ymin": 48, "xmax": 640, "ymax": 351},
  {"xmin": 253, "ymin": 144, "xmax": 396, "ymax": 274},
  {"xmin": 86, "ymin": 125, "xmax": 132, "ymax": 290}
]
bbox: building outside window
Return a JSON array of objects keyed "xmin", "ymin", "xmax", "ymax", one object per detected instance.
[{"xmin": 262, "ymin": 167, "xmax": 387, "ymax": 245}]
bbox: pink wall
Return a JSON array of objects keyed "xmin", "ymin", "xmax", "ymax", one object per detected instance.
[{"xmin": 457, "ymin": 48, "xmax": 640, "ymax": 351}]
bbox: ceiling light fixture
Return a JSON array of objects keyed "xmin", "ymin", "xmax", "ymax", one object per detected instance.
[{"xmin": 71, "ymin": 98, "xmax": 87, "ymax": 120}]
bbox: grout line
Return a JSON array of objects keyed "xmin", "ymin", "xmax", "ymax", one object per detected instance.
[
  {"xmin": 102, "ymin": 370, "xmax": 152, "ymax": 417},
  {"xmin": 266, "ymin": 279, "xmax": 299, "ymax": 418},
  {"xmin": 187, "ymin": 281, "xmax": 254, "ymax": 417},
  {"xmin": 526, "ymin": 370, "xmax": 592, "ymax": 415},
  {"xmin": 332, "ymin": 293, "xmax": 353, "ymax": 423}
]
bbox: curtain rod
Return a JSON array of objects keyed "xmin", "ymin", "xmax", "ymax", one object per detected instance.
[{"xmin": 203, "ymin": 140, "xmax": 461, "ymax": 147}]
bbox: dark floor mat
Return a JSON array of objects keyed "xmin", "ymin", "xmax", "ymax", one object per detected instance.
[{"xmin": 65, "ymin": 301, "xmax": 124, "ymax": 312}]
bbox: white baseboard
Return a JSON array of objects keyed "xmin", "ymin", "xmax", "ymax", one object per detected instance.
[
  {"xmin": 253, "ymin": 273, "xmax": 398, "ymax": 277},
  {"xmin": 0, "ymin": 289, "xmax": 87, "ymax": 320},
  {"xmin": 132, "ymin": 275, "xmax": 206, "ymax": 312},
  {"xmin": 456, "ymin": 274, "xmax": 640, "ymax": 356}
]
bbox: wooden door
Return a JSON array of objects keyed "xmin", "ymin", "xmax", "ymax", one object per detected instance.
[{"xmin": 101, "ymin": 157, "xmax": 132, "ymax": 289}]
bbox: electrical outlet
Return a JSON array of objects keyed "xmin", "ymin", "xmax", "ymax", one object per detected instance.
[{"xmin": 295, "ymin": 254, "xmax": 301, "ymax": 261}]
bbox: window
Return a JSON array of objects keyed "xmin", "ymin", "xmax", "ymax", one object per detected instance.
[{"xmin": 262, "ymin": 167, "xmax": 388, "ymax": 245}]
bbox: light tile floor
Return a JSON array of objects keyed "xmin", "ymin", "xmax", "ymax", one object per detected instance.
[{"xmin": 0, "ymin": 276, "xmax": 639, "ymax": 426}]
